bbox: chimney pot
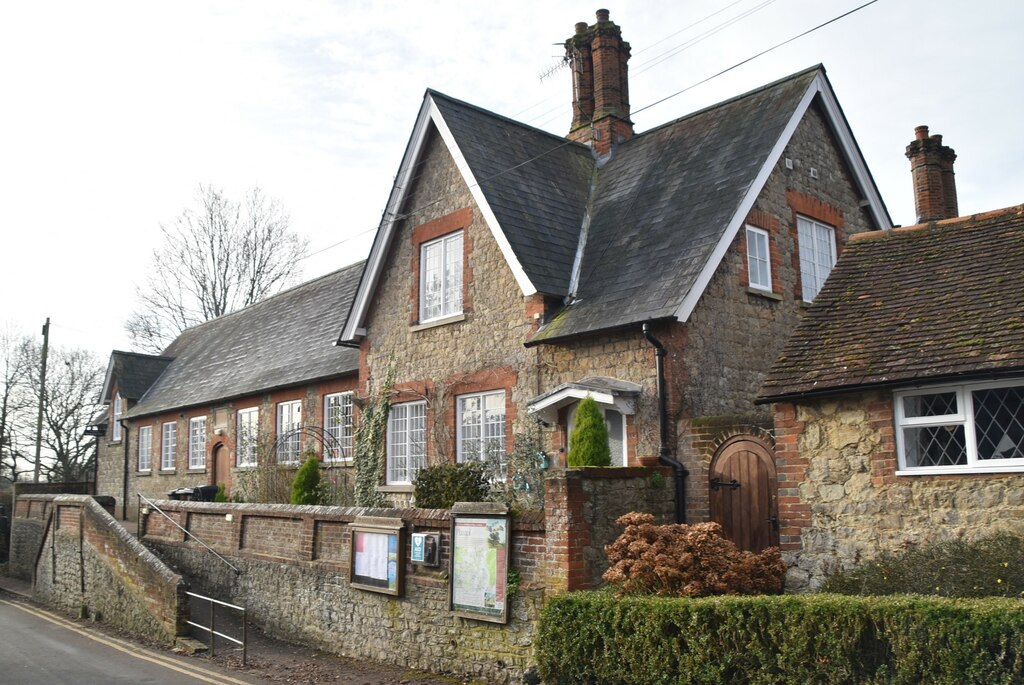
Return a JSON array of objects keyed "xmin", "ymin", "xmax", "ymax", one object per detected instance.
[
  {"xmin": 596, "ymin": 9, "xmax": 610, "ymax": 22},
  {"xmin": 914, "ymin": 125, "xmax": 929, "ymax": 140},
  {"xmin": 575, "ymin": 21, "xmax": 588, "ymax": 33}
]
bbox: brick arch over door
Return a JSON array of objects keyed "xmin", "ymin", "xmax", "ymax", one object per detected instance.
[{"xmin": 709, "ymin": 435, "xmax": 779, "ymax": 552}]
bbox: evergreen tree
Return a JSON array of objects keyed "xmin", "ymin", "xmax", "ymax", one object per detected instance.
[
  {"xmin": 567, "ymin": 397, "xmax": 611, "ymax": 467},
  {"xmin": 290, "ymin": 454, "xmax": 321, "ymax": 505}
]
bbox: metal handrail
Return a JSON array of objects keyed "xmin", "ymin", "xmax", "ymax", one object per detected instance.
[
  {"xmin": 137, "ymin": 493, "xmax": 241, "ymax": 574},
  {"xmin": 186, "ymin": 591, "xmax": 247, "ymax": 665}
]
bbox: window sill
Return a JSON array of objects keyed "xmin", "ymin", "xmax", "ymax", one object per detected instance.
[
  {"xmin": 186, "ymin": 468, "xmax": 207, "ymax": 474},
  {"xmin": 746, "ymin": 287, "xmax": 782, "ymax": 301},
  {"xmin": 158, "ymin": 469, "xmax": 177, "ymax": 475},
  {"xmin": 323, "ymin": 460, "xmax": 354, "ymax": 468},
  {"xmin": 234, "ymin": 464, "xmax": 258, "ymax": 471},
  {"xmin": 896, "ymin": 466, "xmax": 1024, "ymax": 476},
  {"xmin": 411, "ymin": 313, "xmax": 465, "ymax": 332},
  {"xmin": 378, "ymin": 484, "xmax": 414, "ymax": 494},
  {"xmin": 137, "ymin": 471, "xmax": 152, "ymax": 477}
]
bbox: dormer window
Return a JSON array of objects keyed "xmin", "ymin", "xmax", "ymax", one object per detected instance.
[
  {"xmin": 112, "ymin": 393, "xmax": 123, "ymax": 442},
  {"xmin": 419, "ymin": 231, "xmax": 463, "ymax": 322}
]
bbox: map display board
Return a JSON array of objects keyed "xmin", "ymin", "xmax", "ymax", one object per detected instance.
[
  {"xmin": 449, "ymin": 513, "xmax": 509, "ymax": 623},
  {"xmin": 350, "ymin": 518, "xmax": 405, "ymax": 596}
]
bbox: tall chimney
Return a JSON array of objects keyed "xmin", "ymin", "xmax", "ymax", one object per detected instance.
[
  {"xmin": 906, "ymin": 125, "xmax": 958, "ymax": 222},
  {"xmin": 565, "ymin": 9, "xmax": 633, "ymax": 156}
]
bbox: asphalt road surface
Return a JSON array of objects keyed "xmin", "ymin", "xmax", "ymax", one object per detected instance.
[{"xmin": 0, "ymin": 597, "xmax": 263, "ymax": 685}]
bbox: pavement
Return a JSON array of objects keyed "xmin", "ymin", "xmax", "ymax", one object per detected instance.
[{"xmin": 0, "ymin": 575, "xmax": 468, "ymax": 684}]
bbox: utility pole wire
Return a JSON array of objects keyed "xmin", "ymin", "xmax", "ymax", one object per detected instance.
[{"xmin": 33, "ymin": 317, "xmax": 49, "ymax": 483}]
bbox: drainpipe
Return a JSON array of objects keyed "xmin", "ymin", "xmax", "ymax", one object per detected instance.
[
  {"xmin": 120, "ymin": 419, "xmax": 129, "ymax": 521},
  {"xmin": 642, "ymin": 323, "xmax": 688, "ymax": 523}
]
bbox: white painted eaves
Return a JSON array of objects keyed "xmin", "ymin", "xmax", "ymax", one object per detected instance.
[
  {"xmin": 339, "ymin": 92, "xmax": 537, "ymax": 343},
  {"xmin": 672, "ymin": 70, "xmax": 892, "ymax": 324}
]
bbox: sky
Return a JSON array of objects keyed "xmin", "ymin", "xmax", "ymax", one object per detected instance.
[{"xmin": 2, "ymin": 0, "xmax": 1022, "ymax": 360}]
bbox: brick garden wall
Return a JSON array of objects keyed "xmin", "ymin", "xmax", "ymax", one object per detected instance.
[
  {"xmin": 28, "ymin": 495, "xmax": 188, "ymax": 643},
  {"xmin": 8, "ymin": 495, "xmax": 52, "ymax": 580},
  {"xmin": 140, "ymin": 467, "xmax": 671, "ymax": 683}
]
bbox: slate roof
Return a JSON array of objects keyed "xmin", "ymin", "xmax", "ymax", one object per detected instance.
[
  {"xmin": 127, "ymin": 262, "xmax": 364, "ymax": 419},
  {"xmin": 100, "ymin": 351, "xmax": 173, "ymax": 403},
  {"xmin": 532, "ymin": 66, "xmax": 822, "ymax": 341},
  {"xmin": 759, "ymin": 205, "xmax": 1024, "ymax": 402},
  {"xmin": 431, "ymin": 92, "xmax": 594, "ymax": 296}
]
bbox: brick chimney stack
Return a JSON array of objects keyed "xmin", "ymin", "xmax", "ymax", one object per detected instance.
[
  {"xmin": 906, "ymin": 125, "xmax": 958, "ymax": 222},
  {"xmin": 565, "ymin": 9, "xmax": 633, "ymax": 156}
]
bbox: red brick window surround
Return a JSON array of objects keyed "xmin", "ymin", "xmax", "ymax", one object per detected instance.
[
  {"xmin": 786, "ymin": 191, "xmax": 844, "ymax": 302},
  {"xmin": 740, "ymin": 210, "xmax": 782, "ymax": 296},
  {"xmin": 410, "ymin": 207, "xmax": 474, "ymax": 326}
]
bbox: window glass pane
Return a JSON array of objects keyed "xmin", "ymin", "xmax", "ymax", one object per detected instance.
[
  {"xmin": 973, "ymin": 386, "xmax": 1024, "ymax": 460},
  {"xmin": 797, "ymin": 217, "xmax": 835, "ymax": 301},
  {"xmin": 162, "ymin": 423, "xmax": 176, "ymax": 470},
  {"xmin": 138, "ymin": 426, "xmax": 152, "ymax": 471},
  {"xmin": 746, "ymin": 228, "xmax": 771, "ymax": 290},
  {"xmin": 903, "ymin": 425, "xmax": 966, "ymax": 467},
  {"xmin": 325, "ymin": 393, "xmax": 353, "ymax": 460},
  {"xmin": 903, "ymin": 392, "xmax": 958, "ymax": 418},
  {"xmin": 189, "ymin": 418, "xmax": 206, "ymax": 469},
  {"xmin": 420, "ymin": 231, "xmax": 463, "ymax": 321},
  {"xmin": 388, "ymin": 402, "xmax": 425, "ymax": 484},
  {"xmin": 606, "ymin": 409, "xmax": 625, "ymax": 466},
  {"xmin": 277, "ymin": 401, "xmax": 302, "ymax": 463},
  {"xmin": 236, "ymin": 408, "xmax": 258, "ymax": 467}
]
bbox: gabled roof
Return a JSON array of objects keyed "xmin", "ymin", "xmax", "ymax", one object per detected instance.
[
  {"xmin": 340, "ymin": 65, "xmax": 889, "ymax": 345},
  {"xmin": 127, "ymin": 262, "xmax": 364, "ymax": 419},
  {"xmin": 98, "ymin": 350, "xmax": 173, "ymax": 404},
  {"xmin": 526, "ymin": 376, "xmax": 641, "ymax": 424},
  {"xmin": 759, "ymin": 205, "xmax": 1024, "ymax": 402}
]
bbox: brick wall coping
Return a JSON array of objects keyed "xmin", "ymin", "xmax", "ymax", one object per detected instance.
[
  {"xmin": 54, "ymin": 495, "xmax": 185, "ymax": 588},
  {"xmin": 149, "ymin": 500, "xmax": 545, "ymax": 533}
]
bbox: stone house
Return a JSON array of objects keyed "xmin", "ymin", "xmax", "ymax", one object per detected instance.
[
  {"xmin": 336, "ymin": 10, "xmax": 890, "ymax": 547},
  {"xmin": 94, "ymin": 263, "xmax": 363, "ymax": 519},
  {"xmin": 759, "ymin": 128, "xmax": 1024, "ymax": 588}
]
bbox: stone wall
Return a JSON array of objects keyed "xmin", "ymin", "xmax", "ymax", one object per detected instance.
[
  {"xmin": 142, "ymin": 499, "xmax": 545, "ymax": 684},
  {"xmin": 8, "ymin": 495, "xmax": 51, "ymax": 580},
  {"xmin": 28, "ymin": 495, "xmax": 188, "ymax": 643},
  {"xmin": 774, "ymin": 391, "xmax": 1024, "ymax": 591}
]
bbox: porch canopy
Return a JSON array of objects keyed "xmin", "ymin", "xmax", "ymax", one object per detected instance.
[{"xmin": 526, "ymin": 376, "xmax": 641, "ymax": 425}]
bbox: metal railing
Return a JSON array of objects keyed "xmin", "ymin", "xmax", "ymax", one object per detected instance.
[
  {"xmin": 187, "ymin": 591, "xmax": 247, "ymax": 665},
  {"xmin": 137, "ymin": 493, "xmax": 240, "ymax": 574}
]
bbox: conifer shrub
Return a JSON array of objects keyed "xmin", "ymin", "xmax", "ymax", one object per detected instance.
[
  {"xmin": 413, "ymin": 461, "xmax": 490, "ymax": 509},
  {"xmin": 290, "ymin": 454, "xmax": 321, "ymax": 505},
  {"xmin": 821, "ymin": 532, "xmax": 1024, "ymax": 598},
  {"xmin": 567, "ymin": 397, "xmax": 611, "ymax": 467},
  {"xmin": 213, "ymin": 483, "xmax": 228, "ymax": 502},
  {"xmin": 603, "ymin": 512, "xmax": 785, "ymax": 597}
]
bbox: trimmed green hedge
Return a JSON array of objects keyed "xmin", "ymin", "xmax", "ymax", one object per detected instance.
[{"xmin": 536, "ymin": 592, "xmax": 1024, "ymax": 684}]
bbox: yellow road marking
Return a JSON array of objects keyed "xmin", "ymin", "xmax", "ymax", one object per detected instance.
[{"xmin": 0, "ymin": 598, "xmax": 253, "ymax": 685}]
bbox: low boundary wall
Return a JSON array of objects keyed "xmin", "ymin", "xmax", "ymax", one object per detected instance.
[{"xmin": 26, "ymin": 495, "xmax": 188, "ymax": 643}]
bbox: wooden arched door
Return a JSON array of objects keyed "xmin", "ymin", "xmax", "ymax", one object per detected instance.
[
  {"xmin": 210, "ymin": 443, "xmax": 231, "ymax": 493},
  {"xmin": 709, "ymin": 436, "xmax": 779, "ymax": 552}
]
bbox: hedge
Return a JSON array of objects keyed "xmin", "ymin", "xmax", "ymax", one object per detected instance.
[{"xmin": 536, "ymin": 592, "xmax": 1024, "ymax": 684}]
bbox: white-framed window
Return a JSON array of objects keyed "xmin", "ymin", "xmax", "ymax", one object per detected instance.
[
  {"xmin": 797, "ymin": 216, "xmax": 837, "ymax": 302},
  {"xmin": 112, "ymin": 393, "xmax": 123, "ymax": 441},
  {"xmin": 419, "ymin": 231, "xmax": 463, "ymax": 322},
  {"xmin": 895, "ymin": 378, "xmax": 1024, "ymax": 474},
  {"xmin": 457, "ymin": 391, "xmax": 506, "ymax": 471},
  {"xmin": 236, "ymin": 407, "xmax": 259, "ymax": 467},
  {"xmin": 324, "ymin": 392, "xmax": 354, "ymax": 462},
  {"xmin": 276, "ymin": 400, "xmax": 302, "ymax": 463},
  {"xmin": 745, "ymin": 225, "xmax": 772, "ymax": 292},
  {"xmin": 161, "ymin": 422, "xmax": 177, "ymax": 471},
  {"xmin": 387, "ymin": 401, "xmax": 426, "ymax": 485},
  {"xmin": 188, "ymin": 416, "xmax": 207, "ymax": 469},
  {"xmin": 568, "ymin": 403, "xmax": 628, "ymax": 467},
  {"xmin": 138, "ymin": 425, "xmax": 152, "ymax": 472}
]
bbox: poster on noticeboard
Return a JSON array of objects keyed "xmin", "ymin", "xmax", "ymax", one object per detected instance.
[
  {"xmin": 350, "ymin": 517, "xmax": 405, "ymax": 596},
  {"xmin": 449, "ymin": 511, "xmax": 510, "ymax": 624}
]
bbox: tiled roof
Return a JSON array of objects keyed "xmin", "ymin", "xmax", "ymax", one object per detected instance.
[
  {"xmin": 100, "ymin": 351, "xmax": 173, "ymax": 403},
  {"xmin": 531, "ymin": 66, "xmax": 821, "ymax": 341},
  {"xmin": 127, "ymin": 262, "xmax": 364, "ymax": 418},
  {"xmin": 759, "ymin": 205, "xmax": 1024, "ymax": 401},
  {"xmin": 431, "ymin": 92, "xmax": 594, "ymax": 297}
]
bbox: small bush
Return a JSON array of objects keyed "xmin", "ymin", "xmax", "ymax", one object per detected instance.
[
  {"xmin": 213, "ymin": 483, "xmax": 228, "ymax": 502},
  {"xmin": 567, "ymin": 397, "xmax": 611, "ymax": 467},
  {"xmin": 603, "ymin": 512, "xmax": 785, "ymax": 597},
  {"xmin": 537, "ymin": 592, "xmax": 1024, "ymax": 685},
  {"xmin": 290, "ymin": 455, "xmax": 321, "ymax": 505},
  {"xmin": 822, "ymin": 532, "xmax": 1024, "ymax": 598},
  {"xmin": 413, "ymin": 461, "xmax": 490, "ymax": 509}
]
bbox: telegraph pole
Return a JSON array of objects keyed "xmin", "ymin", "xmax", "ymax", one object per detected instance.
[{"xmin": 33, "ymin": 317, "xmax": 49, "ymax": 483}]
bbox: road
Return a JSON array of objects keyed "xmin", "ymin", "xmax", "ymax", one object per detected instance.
[{"xmin": 0, "ymin": 597, "xmax": 262, "ymax": 685}]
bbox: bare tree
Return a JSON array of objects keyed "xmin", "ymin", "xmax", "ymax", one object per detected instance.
[
  {"xmin": 126, "ymin": 185, "xmax": 309, "ymax": 352},
  {"xmin": 0, "ymin": 326, "xmax": 33, "ymax": 484}
]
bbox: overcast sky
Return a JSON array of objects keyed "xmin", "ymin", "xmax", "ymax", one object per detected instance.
[{"xmin": 2, "ymin": 0, "xmax": 1021, "ymax": 360}]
